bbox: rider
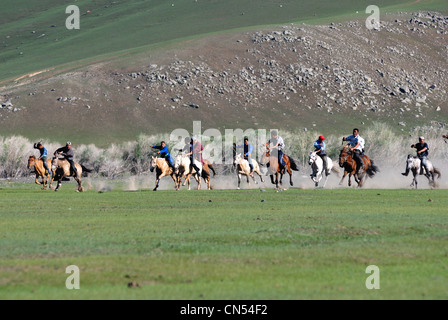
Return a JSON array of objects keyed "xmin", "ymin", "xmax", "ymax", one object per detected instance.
[
  {"xmin": 185, "ymin": 137, "xmax": 201, "ymax": 176},
  {"xmin": 408, "ymin": 136, "xmax": 430, "ymax": 176},
  {"xmin": 151, "ymin": 141, "xmax": 175, "ymax": 170},
  {"xmin": 342, "ymin": 128, "xmax": 365, "ymax": 175},
  {"xmin": 267, "ymin": 130, "xmax": 286, "ymax": 173},
  {"xmin": 314, "ymin": 135, "xmax": 329, "ymax": 175},
  {"xmin": 34, "ymin": 142, "xmax": 51, "ymax": 175},
  {"xmin": 54, "ymin": 142, "xmax": 79, "ymax": 178},
  {"xmin": 193, "ymin": 136, "xmax": 204, "ymax": 165},
  {"xmin": 236, "ymin": 136, "xmax": 254, "ymax": 175}
]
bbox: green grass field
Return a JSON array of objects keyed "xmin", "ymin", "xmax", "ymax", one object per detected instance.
[
  {"xmin": 1, "ymin": 184, "xmax": 447, "ymax": 299},
  {"xmin": 1, "ymin": 0, "xmax": 447, "ymax": 83}
]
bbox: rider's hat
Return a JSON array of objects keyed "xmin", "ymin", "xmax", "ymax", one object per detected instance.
[
  {"xmin": 419, "ymin": 136, "xmax": 425, "ymax": 140},
  {"xmin": 66, "ymin": 141, "xmax": 72, "ymax": 146},
  {"xmin": 319, "ymin": 135, "xmax": 325, "ymax": 140},
  {"xmin": 244, "ymin": 136, "xmax": 249, "ymax": 141}
]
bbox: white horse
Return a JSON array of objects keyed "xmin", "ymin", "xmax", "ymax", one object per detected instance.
[
  {"xmin": 173, "ymin": 154, "xmax": 202, "ymax": 190},
  {"xmin": 308, "ymin": 151, "xmax": 337, "ymax": 188},
  {"xmin": 234, "ymin": 153, "xmax": 264, "ymax": 189},
  {"xmin": 402, "ymin": 155, "xmax": 441, "ymax": 189}
]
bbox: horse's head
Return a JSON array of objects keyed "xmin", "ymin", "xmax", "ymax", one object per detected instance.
[
  {"xmin": 339, "ymin": 146, "xmax": 350, "ymax": 168},
  {"xmin": 260, "ymin": 149, "xmax": 270, "ymax": 165},
  {"xmin": 51, "ymin": 157, "xmax": 59, "ymax": 171},
  {"xmin": 406, "ymin": 154, "xmax": 418, "ymax": 170},
  {"xmin": 150, "ymin": 156, "xmax": 156, "ymax": 172},
  {"xmin": 27, "ymin": 155, "xmax": 37, "ymax": 169},
  {"xmin": 308, "ymin": 151, "xmax": 317, "ymax": 165},
  {"xmin": 234, "ymin": 153, "xmax": 242, "ymax": 166},
  {"xmin": 174, "ymin": 154, "xmax": 183, "ymax": 172}
]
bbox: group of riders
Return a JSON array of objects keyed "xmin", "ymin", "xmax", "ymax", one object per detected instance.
[
  {"xmin": 32, "ymin": 128, "xmax": 443, "ymax": 184},
  {"xmin": 33, "ymin": 141, "xmax": 79, "ymax": 178}
]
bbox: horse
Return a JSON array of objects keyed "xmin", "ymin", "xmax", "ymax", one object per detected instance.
[
  {"xmin": 51, "ymin": 158, "xmax": 91, "ymax": 192},
  {"xmin": 402, "ymin": 155, "xmax": 441, "ymax": 189},
  {"xmin": 260, "ymin": 150, "xmax": 299, "ymax": 189},
  {"xmin": 27, "ymin": 155, "xmax": 54, "ymax": 189},
  {"xmin": 150, "ymin": 156, "xmax": 177, "ymax": 191},
  {"xmin": 201, "ymin": 159, "xmax": 216, "ymax": 190},
  {"xmin": 308, "ymin": 151, "xmax": 339, "ymax": 188},
  {"xmin": 234, "ymin": 153, "xmax": 264, "ymax": 189},
  {"xmin": 173, "ymin": 154, "xmax": 202, "ymax": 190},
  {"xmin": 338, "ymin": 145, "xmax": 379, "ymax": 187}
]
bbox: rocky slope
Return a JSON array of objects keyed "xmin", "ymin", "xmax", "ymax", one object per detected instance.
[{"xmin": 1, "ymin": 11, "xmax": 447, "ymax": 143}]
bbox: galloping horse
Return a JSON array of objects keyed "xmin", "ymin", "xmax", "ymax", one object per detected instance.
[
  {"xmin": 338, "ymin": 145, "xmax": 379, "ymax": 187},
  {"xmin": 201, "ymin": 159, "xmax": 216, "ymax": 190},
  {"xmin": 260, "ymin": 150, "xmax": 299, "ymax": 189},
  {"xmin": 234, "ymin": 153, "xmax": 264, "ymax": 189},
  {"xmin": 27, "ymin": 155, "xmax": 54, "ymax": 189},
  {"xmin": 173, "ymin": 154, "xmax": 202, "ymax": 190},
  {"xmin": 308, "ymin": 151, "xmax": 339, "ymax": 188},
  {"xmin": 402, "ymin": 155, "xmax": 441, "ymax": 189},
  {"xmin": 150, "ymin": 156, "xmax": 177, "ymax": 191},
  {"xmin": 51, "ymin": 158, "xmax": 91, "ymax": 192}
]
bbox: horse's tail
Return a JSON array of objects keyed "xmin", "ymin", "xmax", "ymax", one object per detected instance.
[
  {"xmin": 366, "ymin": 159, "xmax": 379, "ymax": 178},
  {"xmin": 81, "ymin": 165, "xmax": 93, "ymax": 177},
  {"xmin": 331, "ymin": 164, "xmax": 341, "ymax": 176},
  {"xmin": 433, "ymin": 168, "xmax": 441, "ymax": 179},
  {"xmin": 208, "ymin": 163, "xmax": 216, "ymax": 176},
  {"xmin": 288, "ymin": 156, "xmax": 299, "ymax": 171}
]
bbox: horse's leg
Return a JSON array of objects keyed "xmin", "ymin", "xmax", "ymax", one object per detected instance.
[
  {"xmin": 339, "ymin": 171, "xmax": 348, "ymax": 186},
  {"xmin": 35, "ymin": 173, "xmax": 42, "ymax": 185},
  {"xmin": 237, "ymin": 173, "xmax": 241, "ymax": 189},
  {"xmin": 74, "ymin": 176, "xmax": 83, "ymax": 192},
  {"xmin": 257, "ymin": 169, "xmax": 264, "ymax": 183},
  {"xmin": 270, "ymin": 175, "xmax": 275, "ymax": 185},
  {"xmin": 288, "ymin": 168, "xmax": 293, "ymax": 186}
]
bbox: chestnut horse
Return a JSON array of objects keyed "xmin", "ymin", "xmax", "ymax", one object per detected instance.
[
  {"xmin": 27, "ymin": 155, "xmax": 54, "ymax": 189},
  {"xmin": 338, "ymin": 145, "xmax": 379, "ymax": 187},
  {"xmin": 260, "ymin": 150, "xmax": 299, "ymax": 189}
]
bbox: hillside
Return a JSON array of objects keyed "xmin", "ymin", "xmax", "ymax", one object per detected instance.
[{"xmin": 1, "ymin": 2, "xmax": 448, "ymax": 144}]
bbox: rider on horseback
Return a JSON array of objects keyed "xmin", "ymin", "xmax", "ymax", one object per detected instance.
[
  {"xmin": 343, "ymin": 128, "xmax": 365, "ymax": 175},
  {"xmin": 185, "ymin": 137, "xmax": 202, "ymax": 176},
  {"xmin": 236, "ymin": 136, "xmax": 254, "ymax": 175},
  {"xmin": 151, "ymin": 141, "xmax": 175, "ymax": 170},
  {"xmin": 54, "ymin": 142, "xmax": 79, "ymax": 179},
  {"xmin": 407, "ymin": 136, "xmax": 430, "ymax": 177},
  {"xmin": 34, "ymin": 142, "xmax": 50, "ymax": 175},
  {"xmin": 314, "ymin": 135, "xmax": 329, "ymax": 176},
  {"xmin": 267, "ymin": 130, "xmax": 286, "ymax": 173}
]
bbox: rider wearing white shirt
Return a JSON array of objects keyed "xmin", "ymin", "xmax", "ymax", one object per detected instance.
[
  {"xmin": 343, "ymin": 128, "xmax": 365, "ymax": 174},
  {"xmin": 267, "ymin": 130, "xmax": 286, "ymax": 171}
]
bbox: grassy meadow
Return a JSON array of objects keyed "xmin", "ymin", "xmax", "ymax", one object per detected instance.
[{"xmin": 0, "ymin": 184, "xmax": 447, "ymax": 299}]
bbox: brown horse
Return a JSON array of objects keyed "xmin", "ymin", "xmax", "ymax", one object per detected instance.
[
  {"xmin": 260, "ymin": 150, "xmax": 299, "ymax": 189},
  {"xmin": 199, "ymin": 159, "xmax": 216, "ymax": 190},
  {"xmin": 27, "ymin": 155, "xmax": 54, "ymax": 189},
  {"xmin": 150, "ymin": 156, "xmax": 177, "ymax": 191},
  {"xmin": 338, "ymin": 145, "xmax": 379, "ymax": 187},
  {"xmin": 51, "ymin": 158, "xmax": 91, "ymax": 192}
]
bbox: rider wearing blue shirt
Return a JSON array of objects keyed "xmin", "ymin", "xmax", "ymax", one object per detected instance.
[
  {"xmin": 152, "ymin": 141, "xmax": 174, "ymax": 169},
  {"xmin": 236, "ymin": 137, "xmax": 254, "ymax": 174},
  {"xmin": 314, "ymin": 135, "xmax": 329, "ymax": 175},
  {"xmin": 343, "ymin": 128, "xmax": 365, "ymax": 174},
  {"xmin": 34, "ymin": 142, "xmax": 50, "ymax": 174}
]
